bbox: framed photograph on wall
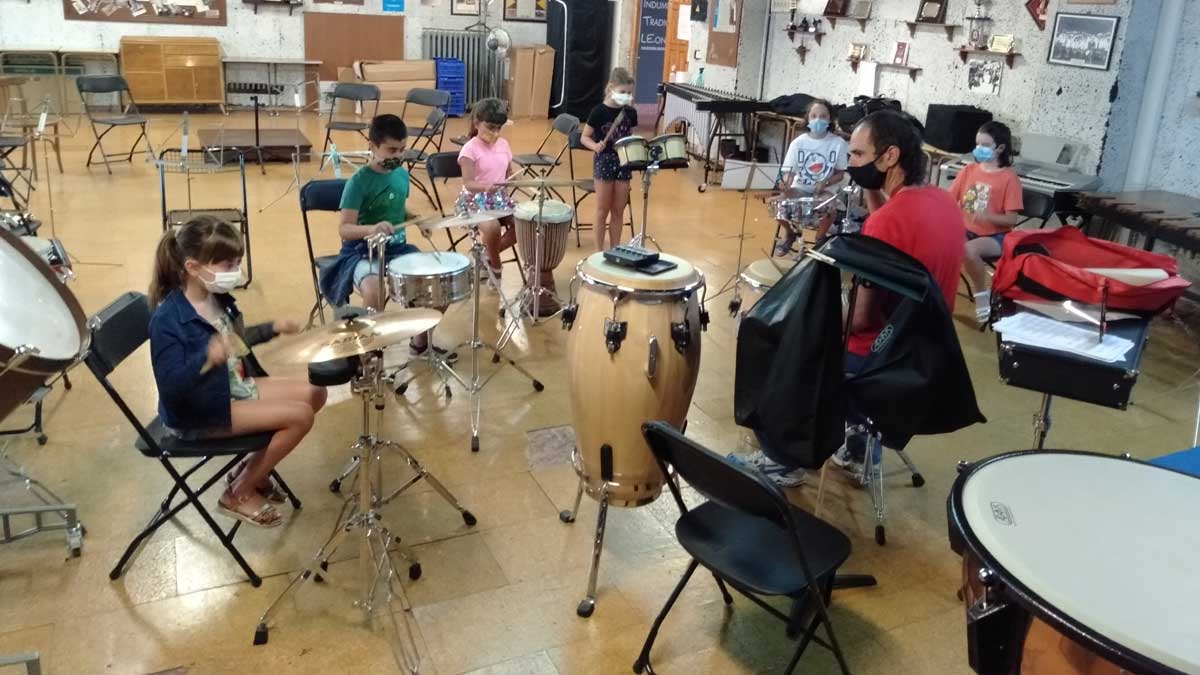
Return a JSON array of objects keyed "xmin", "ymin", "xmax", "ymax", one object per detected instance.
[
  {"xmin": 451, "ymin": 0, "xmax": 480, "ymax": 16},
  {"xmin": 849, "ymin": 1, "xmax": 872, "ymax": 19},
  {"xmin": 1025, "ymin": 0, "xmax": 1048, "ymax": 30},
  {"xmin": 1047, "ymin": 12, "xmax": 1119, "ymax": 70},
  {"xmin": 63, "ymin": 0, "xmax": 226, "ymax": 25},
  {"xmin": 823, "ymin": 0, "xmax": 846, "ymax": 17},
  {"xmin": 892, "ymin": 41, "xmax": 910, "ymax": 66},
  {"xmin": 848, "ymin": 43, "xmax": 867, "ymax": 61},
  {"xmin": 916, "ymin": 0, "xmax": 945, "ymax": 23},
  {"xmin": 504, "ymin": 0, "xmax": 546, "ymax": 22}
]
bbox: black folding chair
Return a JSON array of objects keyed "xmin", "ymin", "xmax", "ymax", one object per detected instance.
[
  {"xmin": 566, "ymin": 128, "xmax": 634, "ymax": 246},
  {"xmin": 511, "ymin": 114, "xmax": 579, "ymax": 202},
  {"xmin": 403, "ymin": 107, "xmax": 448, "ymax": 208},
  {"xmin": 634, "ymin": 421, "xmax": 852, "ymax": 675},
  {"xmin": 401, "ymin": 88, "xmax": 451, "ymax": 154},
  {"xmin": 299, "ymin": 179, "xmax": 347, "ymax": 327},
  {"xmin": 319, "ymin": 83, "xmax": 380, "ymax": 170},
  {"xmin": 84, "ymin": 292, "xmax": 301, "ymax": 587},
  {"xmin": 75, "ymin": 75, "xmax": 148, "ymax": 175},
  {"xmin": 425, "ymin": 150, "xmax": 525, "ymax": 283}
]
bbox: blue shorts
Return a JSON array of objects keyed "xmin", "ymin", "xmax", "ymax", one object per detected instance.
[
  {"xmin": 965, "ymin": 230, "xmax": 1007, "ymax": 248},
  {"xmin": 352, "ymin": 243, "xmax": 419, "ymax": 289}
]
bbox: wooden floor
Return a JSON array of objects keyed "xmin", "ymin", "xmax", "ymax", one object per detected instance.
[{"xmin": 2, "ymin": 112, "xmax": 1198, "ymax": 675}]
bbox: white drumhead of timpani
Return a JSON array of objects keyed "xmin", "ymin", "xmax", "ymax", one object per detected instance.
[
  {"xmin": 962, "ymin": 453, "xmax": 1200, "ymax": 673},
  {"xmin": 582, "ymin": 251, "xmax": 699, "ymax": 290},
  {"xmin": 0, "ymin": 236, "xmax": 79, "ymax": 361},
  {"xmin": 387, "ymin": 251, "xmax": 471, "ymax": 276}
]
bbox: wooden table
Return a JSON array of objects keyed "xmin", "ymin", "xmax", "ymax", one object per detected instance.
[
  {"xmin": 1076, "ymin": 190, "xmax": 1200, "ymax": 255},
  {"xmin": 754, "ymin": 110, "xmax": 808, "ymax": 164}
]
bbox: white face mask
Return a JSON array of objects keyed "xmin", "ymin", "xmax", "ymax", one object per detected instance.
[
  {"xmin": 202, "ymin": 267, "xmax": 243, "ymax": 294},
  {"xmin": 612, "ymin": 92, "xmax": 633, "ymax": 106}
]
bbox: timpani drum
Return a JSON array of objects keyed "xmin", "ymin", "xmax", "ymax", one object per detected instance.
[
  {"xmin": 386, "ymin": 251, "xmax": 473, "ymax": 307},
  {"xmin": 0, "ymin": 227, "xmax": 86, "ymax": 421},
  {"xmin": 564, "ymin": 252, "xmax": 706, "ymax": 507},
  {"xmin": 649, "ymin": 133, "xmax": 688, "ymax": 166},
  {"xmin": 614, "ymin": 136, "xmax": 650, "ymax": 171},
  {"xmin": 513, "ymin": 199, "xmax": 573, "ymax": 272},
  {"xmin": 948, "ymin": 451, "xmax": 1200, "ymax": 675}
]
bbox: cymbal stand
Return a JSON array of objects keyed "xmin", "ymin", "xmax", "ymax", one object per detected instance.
[
  {"xmin": 255, "ymin": 349, "xmax": 475, "ymax": 667},
  {"xmin": 453, "ymin": 225, "xmax": 545, "ymax": 452},
  {"xmin": 705, "ymin": 159, "xmax": 771, "ymax": 315},
  {"xmin": 629, "ymin": 159, "xmax": 662, "ymax": 250},
  {"xmin": 500, "ymin": 184, "xmax": 561, "ymax": 331}
]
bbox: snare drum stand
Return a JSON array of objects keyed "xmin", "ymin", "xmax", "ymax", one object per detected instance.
[
  {"xmin": 629, "ymin": 160, "xmax": 662, "ymax": 250},
  {"xmin": 456, "ymin": 225, "xmax": 545, "ymax": 452},
  {"xmin": 255, "ymin": 351, "xmax": 472, "ymax": 673}
]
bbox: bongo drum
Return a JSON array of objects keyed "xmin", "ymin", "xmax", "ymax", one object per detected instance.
[
  {"xmin": 614, "ymin": 136, "xmax": 650, "ymax": 171},
  {"xmin": 948, "ymin": 451, "xmax": 1200, "ymax": 675},
  {"xmin": 513, "ymin": 199, "xmax": 573, "ymax": 272},
  {"xmin": 564, "ymin": 251, "xmax": 705, "ymax": 506},
  {"xmin": 0, "ymin": 227, "xmax": 86, "ymax": 421},
  {"xmin": 649, "ymin": 133, "xmax": 687, "ymax": 166}
]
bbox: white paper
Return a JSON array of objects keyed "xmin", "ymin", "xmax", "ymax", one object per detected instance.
[
  {"xmin": 678, "ymin": 6, "xmax": 692, "ymax": 40},
  {"xmin": 1014, "ymin": 300, "xmax": 1139, "ymax": 324},
  {"xmin": 856, "ymin": 60, "xmax": 877, "ymax": 97},
  {"xmin": 994, "ymin": 312, "xmax": 1135, "ymax": 363}
]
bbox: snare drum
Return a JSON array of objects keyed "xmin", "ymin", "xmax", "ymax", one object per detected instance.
[
  {"xmin": 768, "ymin": 192, "xmax": 835, "ymax": 230},
  {"xmin": 949, "ymin": 451, "xmax": 1200, "ymax": 675},
  {"xmin": 0, "ymin": 227, "xmax": 86, "ymax": 421},
  {"xmin": 513, "ymin": 199, "xmax": 573, "ymax": 271},
  {"xmin": 386, "ymin": 251, "xmax": 473, "ymax": 307},
  {"xmin": 649, "ymin": 133, "xmax": 687, "ymax": 166},
  {"xmin": 564, "ymin": 252, "xmax": 705, "ymax": 507},
  {"xmin": 614, "ymin": 136, "xmax": 650, "ymax": 171}
]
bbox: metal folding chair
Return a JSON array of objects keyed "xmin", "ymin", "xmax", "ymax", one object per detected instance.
[
  {"xmin": 511, "ymin": 114, "xmax": 578, "ymax": 202},
  {"xmin": 299, "ymin": 179, "xmax": 347, "ymax": 327},
  {"xmin": 75, "ymin": 75, "xmax": 147, "ymax": 174},
  {"xmin": 400, "ymin": 88, "xmax": 451, "ymax": 154},
  {"xmin": 319, "ymin": 83, "xmax": 380, "ymax": 170},
  {"xmin": 403, "ymin": 107, "xmax": 448, "ymax": 209}
]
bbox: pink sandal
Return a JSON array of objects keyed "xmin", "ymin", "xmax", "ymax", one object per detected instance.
[
  {"xmin": 226, "ymin": 461, "xmax": 287, "ymax": 504},
  {"xmin": 217, "ymin": 491, "xmax": 282, "ymax": 528}
]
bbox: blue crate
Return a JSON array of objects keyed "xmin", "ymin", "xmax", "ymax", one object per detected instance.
[
  {"xmin": 435, "ymin": 58, "xmax": 466, "ymax": 79},
  {"xmin": 437, "ymin": 76, "xmax": 466, "ymax": 91}
]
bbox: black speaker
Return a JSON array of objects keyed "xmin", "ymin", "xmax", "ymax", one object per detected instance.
[
  {"xmin": 548, "ymin": 0, "xmax": 612, "ymax": 120},
  {"xmin": 924, "ymin": 104, "xmax": 993, "ymax": 153}
]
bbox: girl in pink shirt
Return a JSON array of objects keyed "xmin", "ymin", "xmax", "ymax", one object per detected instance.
[{"xmin": 459, "ymin": 98, "xmax": 516, "ymax": 281}]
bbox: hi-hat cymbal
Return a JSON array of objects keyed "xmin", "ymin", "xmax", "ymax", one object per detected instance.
[
  {"xmin": 260, "ymin": 308, "xmax": 442, "ymax": 364},
  {"xmin": 499, "ymin": 177, "xmax": 589, "ymax": 189},
  {"xmin": 422, "ymin": 211, "xmax": 514, "ymax": 230}
]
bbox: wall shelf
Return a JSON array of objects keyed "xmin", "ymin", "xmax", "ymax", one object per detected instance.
[
  {"xmin": 904, "ymin": 21, "xmax": 961, "ymax": 42},
  {"xmin": 244, "ymin": 0, "xmax": 302, "ymax": 15},
  {"xmin": 825, "ymin": 15, "xmax": 870, "ymax": 32},
  {"xmin": 957, "ymin": 47, "xmax": 1021, "ymax": 68},
  {"xmin": 784, "ymin": 27, "xmax": 825, "ymax": 46},
  {"xmin": 849, "ymin": 59, "xmax": 922, "ymax": 82}
]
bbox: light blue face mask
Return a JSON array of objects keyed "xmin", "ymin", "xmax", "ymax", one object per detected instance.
[
  {"xmin": 973, "ymin": 145, "xmax": 996, "ymax": 163},
  {"xmin": 808, "ymin": 118, "xmax": 830, "ymax": 135}
]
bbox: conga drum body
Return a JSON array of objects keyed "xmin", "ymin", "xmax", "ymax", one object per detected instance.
[
  {"xmin": 565, "ymin": 252, "xmax": 704, "ymax": 507},
  {"xmin": 0, "ymin": 228, "xmax": 86, "ymax": 420},
  {"xmin": 614, "ymin": 136, "xmax": 650, "ymax": 171},
  {"xmin": 948, "ymin": 451, "xmax": 1200, "ymax": 675},
  {"xmin": 513, "ymin": 199, "xmax": 573, "ymax": 271}
]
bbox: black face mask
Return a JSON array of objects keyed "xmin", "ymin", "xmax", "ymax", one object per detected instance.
[
  {"xmin": 846, "ymin": 156, "xmax": 886, "ymax": 190},
  {"xmin": 379, "ymin": 157, "xmax": 403, "ymax": 171}
]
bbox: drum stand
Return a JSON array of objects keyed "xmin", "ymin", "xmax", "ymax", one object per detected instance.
[
  {"xmin": 455, "ymin": 226, "xmax": 545, "ymax": 452},
  {"xmin": 706, "ymin": 159, "xmax": 774, "ymax": 315},
  {"xmin": 557, "ymin": 477, "xmax": 608, "ymax": 618},
  {"xmin": 255, "ymin": 351, "xmax": 471, "ymax": 671},
  {"xmin": 629, "ymin": 161, "xmax": 662, "ymax": 250},
  {"xmin": 502, "ymin": 187, "xmax": 562, "ymax": 327},
  {"xmin": 0, "ymin": 439, "xmax": 84, "ymax": 556}
]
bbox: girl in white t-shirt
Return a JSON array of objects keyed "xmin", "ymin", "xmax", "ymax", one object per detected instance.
[{"xmin": 774, "ymin": 99, "xmax": 848, "ymax": 256}]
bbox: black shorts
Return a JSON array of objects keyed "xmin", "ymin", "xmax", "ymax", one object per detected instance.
[{"xmin": 594, "ymin": 150, "xmax": 632, "ymax": 182}]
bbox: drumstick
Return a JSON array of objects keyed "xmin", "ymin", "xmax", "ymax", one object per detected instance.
[{"xmin": 601, "ymin": 107, "xmax": 629, "ymax": 148}]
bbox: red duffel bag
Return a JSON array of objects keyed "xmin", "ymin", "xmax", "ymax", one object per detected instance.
[{"xmin": 992, "ymin": 227, "xmax": 1191, "ymax": 315}]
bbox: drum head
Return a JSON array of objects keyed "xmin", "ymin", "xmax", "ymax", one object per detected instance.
[
  {"xmin": 742, "ymin": 258, "xmax": 788, "ymax": 287},
  {"xmin": 0, "ymin": 229, "xmax": 83, "ymax": 363},
  {"xmin": 614, "ymin": 136, "xmax": 647, "ymax": 150},
  {"xmin": 387, "ymin": 251, "xmax": 471, "ymax": 276},
  {"xmin": 580, "ymin": 251, "xmax": 700, "ymax": 292},
  {"xmin": 514, "ymin": 199, "xmax": 573, "ymax": 224},
  {"xmin": 954, "ymin": 451, "xmax": 1200, "ymax": 674}
]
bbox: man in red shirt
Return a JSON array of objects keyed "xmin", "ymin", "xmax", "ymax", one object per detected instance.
[{"xmin": 833, "ymin": 110, "xmax": 966, "ymax": 475}]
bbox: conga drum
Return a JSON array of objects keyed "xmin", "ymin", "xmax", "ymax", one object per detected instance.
[
  {"xmin": 948, "ymin": 451, "xmax": 1200, "ymax": 675},
  {"xmin": 513, "ymin": 199, "xmax": 573, "ymax": 273},
  {"xmin": 564, "ymin": 251, "xmax": 705, "ymax": 506},
  {"xmin": 0, "ymin": 227, "xmax": 86, "ymax": 421}
]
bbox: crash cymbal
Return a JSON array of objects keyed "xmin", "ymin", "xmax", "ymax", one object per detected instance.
[
  {"xmin": 499, "ymin": 177, "xmax": 589, "ymax": 189},
  {"xmin": 260, "ymin": 308, "xmax": 442, "ymax": 364},
  {"xmin": 423, "ymin": 211, "xmax": 514, "ymax": 230}
]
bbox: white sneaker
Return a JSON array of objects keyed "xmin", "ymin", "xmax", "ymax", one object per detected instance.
[
  {"xmin": 831, "ymin": 444, "xmax": 865, "ymax": 479},
  {"xmin": 729, "ymin": 450, "xmax": 806, "ymax": 487},
  {"xmin": 973, "ymin": 291, "xmax": 991, "ymax": 324}
]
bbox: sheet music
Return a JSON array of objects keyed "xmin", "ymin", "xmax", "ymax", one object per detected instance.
[
  {"xmin": 994, "ymin": 311, "xmax": 1135, "ymax": 363},
  {"xmin": 1014, "ymin": 300, "xmax": 1139, "ymax": 324}
]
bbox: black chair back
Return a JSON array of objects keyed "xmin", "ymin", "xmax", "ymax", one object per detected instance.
[
  {"xmin": 406, "ymin": 88, "xmax": 451, "ymax": 109},
  {"xmin": 642, "ymin": 421, "xmax": 788, "ymax": 529},
  {"xmin": 332, "ymin": 82, "xmax": 381, "ymax": 102},
  {"xmin": 427, "ymin": 151, "xmax": 462, "ymax": 180},
  {"xmin": 300, "ymin": 179, "xmax": 347, "ymax": 213},
  {"xmin": 553, "ymin": 113, "xmax": 581, "ymax": 136},
  {"xmin": 1019, "ymin": 188, "xmax": 1056, "ymax": 228},
  {"xmin": 84, "ymin": 291, "xmax": 152, "ymax": 378},
  {"xmin": 76, "ymin": 75, "xmax": 130, "ymax": 95}
]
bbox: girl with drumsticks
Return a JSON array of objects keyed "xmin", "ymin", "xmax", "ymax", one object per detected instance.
[
  {"xmin": 774, "ymin": 98, "xmax": 848, "ymax": 256},
  {"xmin": 458, "ymin": 98, "xmax": 560, "ymax": 315},
  {"xmin": 580, "ymin": 67, "xmax": 637, "ymax": 251},
  {"xmin": 148, "ymin": 216, "xmax": 327, "ymax": 528}
]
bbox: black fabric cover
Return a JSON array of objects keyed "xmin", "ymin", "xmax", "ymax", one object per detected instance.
[
  {"xmin": 769, "ymin": 93, "xmax": 816, "ymax": 117},
  {"xmin": 735, "ymin": 234, "xmax": 985, "ymax": 465},
  {"xmin": 924, "ymin": 104, "xmax": 993, "ymax": 153},
  {"xmin": 735, "ymin": 256, "xmax": 847, "ymax": 470},
  {"xmin": 548, "ymin": 0, "xmax": 612, "ymax": 120}
]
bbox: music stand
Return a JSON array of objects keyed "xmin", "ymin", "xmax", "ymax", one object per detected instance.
[{"xmin": 705, "ymin": 160, "xmax": 784, "ymax": 315}]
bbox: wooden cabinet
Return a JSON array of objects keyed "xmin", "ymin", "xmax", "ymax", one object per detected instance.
[{"xmin": 119, "ymin": 37, "xmax": 224, "ymax": 107}]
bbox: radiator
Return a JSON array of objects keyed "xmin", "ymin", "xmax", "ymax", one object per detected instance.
[{"xmin": 421, "ymin": 29, "xmax": 502, "ymax": 106}]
